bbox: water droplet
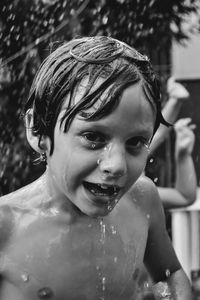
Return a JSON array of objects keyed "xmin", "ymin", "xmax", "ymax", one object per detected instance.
[
  {"xmin": 102, "ymin": 16, "xmax": 108, "ymax": 24},
  {"xmin": 37, "ymin": 287, "xmax": 53, "ymax": 298},
  {"xmin": 165, "ymin": 269, "xmax": 171, "ymax": 278},
  {"xmin": 144, "ymin": 281, "xmax": 149, "ymax": 289},
  {"xmin": 114, "ymin": 198, "xmax": 119, "ymax": 205},
  {"xmin": 102, "ymin": 276, "xmax": 106, "ymax": 291},
  {"xmin": 50, "ymin": 207, "xmax": 59, "ymax": 216},
  {"xmin": 114, "ymin": 256, "xmax": 118, "ymax": 263},
  {"xmin": 100, "ymin": 220, "xmax": 106, "ymax": 244},
  {"xmin": 21, "ymin": 273, "xmax": 29, "ymax": 282},
  {"xmin": 97, "ymin": 158, "xmax": 101, "ymax": 165},
  {"xmin": 110, "ymin": 225, "xmax": 117, "ymax": 234},
  {"xmin": 107, "ymin": 203, "xmax": 112, "ymax": 211}
]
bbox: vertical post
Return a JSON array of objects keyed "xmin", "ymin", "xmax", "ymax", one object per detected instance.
[
  {"xmin": 191, "ymin": 211, "xmax": 200, "ymax": 271},
  {"xmin": 171, "ymin": 211, "xmax": 191, "ymax": 279}
]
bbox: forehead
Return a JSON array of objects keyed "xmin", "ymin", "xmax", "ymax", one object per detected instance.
[
  {"xmin": 60, "ymin": 77, "xmax": 156, "ymax": 132},
  {"xmin": 74, "ymin": 82, "xmax": 156, "ymax": 136},
  {"xmin": 110, "ymin": 83, "xmax": 156, "ymax": 128},
  {"xmin": 61, "ymin": 76, "xmax": 112, "ymax": 111}
]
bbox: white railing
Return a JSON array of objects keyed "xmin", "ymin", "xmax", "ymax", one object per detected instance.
[{"xmin": 171, "ymin": 188, "xmax": 200, "ymax": 280}]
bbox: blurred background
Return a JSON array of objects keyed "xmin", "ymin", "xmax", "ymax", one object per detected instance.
[{"xmin": 1, "ymin": 0, "xmax": 200, "ymax": 293}]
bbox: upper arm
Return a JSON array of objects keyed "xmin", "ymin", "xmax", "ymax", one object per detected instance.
[{"xmin": 142, "ymin": 178, "xmax": 181, "ymax": 282}]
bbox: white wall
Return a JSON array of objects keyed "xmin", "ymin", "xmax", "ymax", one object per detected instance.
[
  {"xmin": 171, "ymin": 9, "xmax": 200, "ymax": 80},
  {"xmin": 172, "ymin": 34, "xmax": 200, "ymax": 80}
]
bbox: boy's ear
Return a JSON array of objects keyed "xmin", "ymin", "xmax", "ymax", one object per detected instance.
[{"xmin": 25, "ymin": 108, "xmax": 49, "ymax": 153}]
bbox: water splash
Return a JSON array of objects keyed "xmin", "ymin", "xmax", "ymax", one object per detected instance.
[
  {"xmin": 110, "ymin": 225, "xmax": 117, "ymax": 235},
  {"xmin": 98, "ymin": 276, "xmax": 106, "ymax": 300},
  {"xmin": 21, "ymin": 273, "xmax": 29, "ymax": 282},
  {"xmin": 165, "ymin": 268, "xmax": 171, "ymax": 278},
  {"xmin": 100, "ymin": 219, "xmax": 106, "ymax": 244},
  {"xmin": 102, "ymin": 276, "xmax": 106, "ymax": 291},
  {"xmin": 114, "ymin": 256, "xmax": 118, "ymax": 263},
  {"xmin": 37, "ymin": 287, "xmax": 54, "ymax": 298},
  {"xmin": 98, "ymin": 219, "xmax": 107, "ymax": 300}
]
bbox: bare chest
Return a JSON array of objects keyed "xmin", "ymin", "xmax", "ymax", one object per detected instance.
[{"xmin": 0, "ymin": 212, "xmax": 148, "ymax": 300}]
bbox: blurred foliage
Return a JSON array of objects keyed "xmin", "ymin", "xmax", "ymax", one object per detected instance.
[
  {"xmin": 0, "ymin": 0, "xmax": 200, "ymax": 194},
  {"xmin": 79, "ymin": 0, "xmax": 200, "ymax": 53}
]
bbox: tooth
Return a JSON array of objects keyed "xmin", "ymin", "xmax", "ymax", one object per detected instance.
[{"xmin": 99, "ymin": 184, "xmax": 108, "ymax": 190}]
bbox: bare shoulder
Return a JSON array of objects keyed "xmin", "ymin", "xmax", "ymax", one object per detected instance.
[
  {"xmin": 0, "ymin": 199, "xmax": 15, "ymax": 251},
  {"xmin": 0, "ymin": 177, "xmax": 43, "ymax": 251},
  {"xmin": 0, "ymin": 188, "xmax": 28, "ymax": 251},
  {"xmin": 128, "ymin": 175, "xmax": 162, "ymax": 213},
  {"xmin": 0, "ymin": 176, "xmax": 45, "ymax": 208},
  {"xmin": 131, "ymin": 177, "xmax": 182, "ymax": 282}
]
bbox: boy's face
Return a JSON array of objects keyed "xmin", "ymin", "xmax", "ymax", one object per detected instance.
[{"xmin": 45, "ymin": 82, "xmax": 155, "ymax": 217}]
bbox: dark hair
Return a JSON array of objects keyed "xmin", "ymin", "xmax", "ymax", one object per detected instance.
[{"xmin": 24, "ymin": 36, "xmax": 170, "ymax": 155}]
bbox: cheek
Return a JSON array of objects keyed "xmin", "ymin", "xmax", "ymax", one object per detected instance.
[
  {"xmin": 62, "ymin": 150, "xmax": 98, "ymax": 184},
  {"xmin": 128, "ymin": 153, "xmax": 148, "ymax": 182}
]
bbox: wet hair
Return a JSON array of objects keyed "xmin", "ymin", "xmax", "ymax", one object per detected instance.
[{"xmin": 24, "ymin": 36, "xmax": 170, "ymax": 155}]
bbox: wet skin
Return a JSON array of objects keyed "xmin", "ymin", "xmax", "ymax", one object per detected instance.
[
  {"xmin": 0, "ymin": 83, "xmax": 181, "ymax": 299},
  {"xmin": 43, "ymin": 83, "xmax": 155, "ymax": 217},
  {"xmin": 0, "ymin": 179, "xmax": 149, "ymax": 300}
]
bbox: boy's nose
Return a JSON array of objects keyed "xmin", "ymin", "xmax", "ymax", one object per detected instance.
[{"xmin": 99, "ymin": 144, "xmax": 127, "ymax": 178}]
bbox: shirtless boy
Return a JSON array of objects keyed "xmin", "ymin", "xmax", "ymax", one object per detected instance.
[{"xmin": 0, "ymin": 36, "xmax": 192, "ymax": 299}]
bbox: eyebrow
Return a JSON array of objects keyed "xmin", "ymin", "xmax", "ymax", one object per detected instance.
[{"xmin": 75, "ymin": 116, "xmax": 154, "ymax": 136}]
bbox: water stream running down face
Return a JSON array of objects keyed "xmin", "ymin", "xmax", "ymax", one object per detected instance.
[{"xmin": 98, "ymin": 219, "xmax": 107, "ymax": 300}]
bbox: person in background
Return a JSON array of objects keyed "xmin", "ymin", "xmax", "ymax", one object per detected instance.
[
  {"xmin": 150, "ymin": 76, "xmax": 190, "ymax": 153},
  {"xmin": 157, "ymin": 117, "xmax": 196, "ymax": 209},
  {"xmin": 149, "ymin": 77, "xmax": 196, "ymax": 208}
]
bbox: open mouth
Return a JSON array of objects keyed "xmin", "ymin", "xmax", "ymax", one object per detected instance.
[{"xmin": 83, "ymin": 181, "xmax": 120, "ymax": 198}]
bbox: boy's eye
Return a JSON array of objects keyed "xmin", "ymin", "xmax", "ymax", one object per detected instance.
[
  {"xmin": 127, "ymin": 137, "xmax": 149, "ymax": 152},
  {"xmin": 81, "ymin": 132, "xmax": 106, "ymax": 149}
]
